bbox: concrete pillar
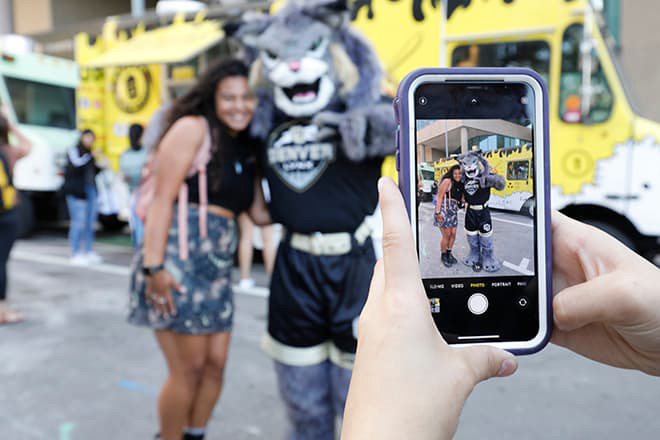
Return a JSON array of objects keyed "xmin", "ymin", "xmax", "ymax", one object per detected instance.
[
  {"xmin": 460, "ymin": 126, "xmax": 468, "ymax": 153},
  {"xmin": 419, "ymin": 143, "xmax": 425, "ymax": 162},
  {"xmin": 0, "ymin": 0, "xmax": 13, "ymax": 33},
  {"xmin": 131, "ymin": 0, "xmax": 145, "ymax": 17}
]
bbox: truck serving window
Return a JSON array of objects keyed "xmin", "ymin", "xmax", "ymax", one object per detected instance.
[
  {"xmin": 560, "ymin": 24, "xmax": 613, "ymax": 124},
  {"xmin": 421, "ymin": 169, "xmax": 434, "ymax": 181},
  {"xmin": 451, "ymin": 41, "xmax": 550, "ymax": 82},
  {"xmin": 507, "ymin": 160, "xmax": 529, "ymax": 181},
  {"xmin": 4, "ymin": 76, "xmax": 76, "ymax": 129}
]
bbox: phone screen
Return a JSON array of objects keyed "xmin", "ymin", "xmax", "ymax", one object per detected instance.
[{"xmin": 413, "ymin": 82, "xmax": 540, "ymax": 343}]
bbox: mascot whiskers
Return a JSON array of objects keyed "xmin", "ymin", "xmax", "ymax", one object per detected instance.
[
  {"xmin": 456, "ymin": 151, "xmax": 505, "ymax": 272},
  {"xmin": 235, "ymin": 1, "xmax": 396, "ymax": 439}
]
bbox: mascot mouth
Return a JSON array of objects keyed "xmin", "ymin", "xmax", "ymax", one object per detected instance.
[
  {"xmin": 465, "ymin": 165, "xmax": 479, "ymax": 179},
  {"xmin": 274, "ymin": 75, "xmax": 335, "ymax": 117},
  {"xmin": 282, "ymin": 79, "xmax": 321, "ymax": 104}
]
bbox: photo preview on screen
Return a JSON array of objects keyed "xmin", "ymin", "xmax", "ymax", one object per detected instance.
[{"xmin": 416, "ymin": 117, "xmax": 536, "ymax": 280}]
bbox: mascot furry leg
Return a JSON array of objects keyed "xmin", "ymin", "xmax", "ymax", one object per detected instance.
[
  {"xmin": 480, "ymin": 232, "xmax": 502, "ymax": 272},
  {"xmin": 274, "ymin": 361, "xmax": 351, "ymax": 440},
  {"xmin": 464, "ymin": 230, "xmax": 482, "ymax": 270}
]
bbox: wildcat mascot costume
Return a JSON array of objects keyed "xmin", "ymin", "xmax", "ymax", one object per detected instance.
[
  {"xmin": 235, "ymin": 1, "xmax": 396, "ymax": 438},
  {"xmin": 456, "ymin": 151, "xmax": 505, "ymax": 272}
]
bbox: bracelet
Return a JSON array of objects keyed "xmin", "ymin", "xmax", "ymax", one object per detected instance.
[{"xmin": 142, "ymin": 264, "xmax": 165, "ymax": 276}]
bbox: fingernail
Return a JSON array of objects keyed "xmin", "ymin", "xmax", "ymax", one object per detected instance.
[
  {"xmin": 497, "ymin": 358, "xmax": 517, "ymax": 377},
  {"xmin": 377, "ymin": 177, "xmax": 385, "ymax": 193}
]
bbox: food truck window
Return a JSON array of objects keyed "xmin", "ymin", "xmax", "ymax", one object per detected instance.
[
  {"xmin": 560, "ymin": 24, "xmax": 613, "ymax": 124},
  {"xmin": 452, "ymin": 41, "xmax": 550, "ymax": 83},
  {"xmin": 5, "ymin": 76, "xmax": 76, "ymax": 129},
  {"xmin": 507, "ymin": 160, "xmax": 530, "ymax": 181}
]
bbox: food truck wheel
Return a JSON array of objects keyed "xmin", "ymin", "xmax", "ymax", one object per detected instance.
[
  {"xmin": 16, "ymin": 192, "xmax": 35, "ymax": 238},
  {"xmin": 98, "ymin": 214, "xmax": 127, "ymax": 232},
  {"xmin": 521, "ymin": 198, "xmax": 535, "ymax": 218}
]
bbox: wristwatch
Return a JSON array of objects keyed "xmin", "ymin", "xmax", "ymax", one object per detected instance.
[{"xmin": 142, "ymin": 264, "xmax": 165, "ymax": 276}]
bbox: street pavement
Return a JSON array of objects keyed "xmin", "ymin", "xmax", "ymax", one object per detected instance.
[
  {"xmin": 2, "ymin": 232, "xmax": 659, "ymax": 439},
  {"xmin": 419, "ymin": 202, "xmax": 535, "ymax": 278}
]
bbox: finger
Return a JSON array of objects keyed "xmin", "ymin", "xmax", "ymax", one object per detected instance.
[
  {"xmin": 378, "ymin": 177, "xmax": 420, "ymax": 293},
  {"xmin": 357, "ymin": 260, "xmax": 385, "ymax": 337},
  {"xmin": 312, "ymin": 112, "xmax": 342, "ymax": 127},
  {"xmin": 363, "ymin": 260, "xmax": 385, "ymax": 311},
  {"xmin": 553, "ymin": 271, "xmax": 635, "ymax": 331},
  {"xmin": 172, "ymin": 281, "xmax": 186, "ymax": 295},
  {"xmin": 551, "ymin": 211, "xmax": 628, "ymax": 279},
  {"xmin": 166, "ymin": 291, "xmax": 177, "ymax": 316},
  {"xmin": 457, "ymin": 346, "xmax": 518, "ymax": 385},
  {"xmin": 317, "ymin": 127, "xmax": 337, "ymax": 141}
]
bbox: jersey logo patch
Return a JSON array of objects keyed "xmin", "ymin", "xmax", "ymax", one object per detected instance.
[
  {"xmin": 267, "ymin": 121, "xmax": 336, "ymax": 193},
  {"xmin": 464, "ymin": 179, "xmax": 479, "ymax": 196}
]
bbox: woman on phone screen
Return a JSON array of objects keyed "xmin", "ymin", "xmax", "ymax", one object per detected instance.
[
  {"xmin": 435, "ymin": 165, "xmax": 464, "ymax": 267},
  {"xmin": 127, "ymin": 59, "xmax": 268, "ymax": 440}
]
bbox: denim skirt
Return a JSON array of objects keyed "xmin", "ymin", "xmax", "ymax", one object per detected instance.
[{"xmin": 128, "ymin": 205, "xmax": 238, "ymax": 334}]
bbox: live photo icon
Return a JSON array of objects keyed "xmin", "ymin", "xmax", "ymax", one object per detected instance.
[{"xmin": 430, "ymin": 298, "xmax": 441, "ymax": 314}]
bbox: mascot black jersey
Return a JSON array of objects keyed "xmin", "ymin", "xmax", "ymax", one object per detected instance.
[{"xmin": 263, "ymin": 115, "xmax": 382, "ymax": 233}]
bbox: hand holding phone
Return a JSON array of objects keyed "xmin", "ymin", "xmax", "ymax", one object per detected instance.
[
  {"xmin": 551, "ymin": 211, "xmax": 660, "ymax": 376},
  {"xmin": 342, "ymin": 176, "xmax": 517, "ymax": 440},
  {"xmin": 394, "ymin": 68, "xmax": 552, "ymax": 354}
]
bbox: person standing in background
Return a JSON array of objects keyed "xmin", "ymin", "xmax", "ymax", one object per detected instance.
[
  {"xmin": 120, "ymin": 123, "xmax": 147, "ymax": 248},
  {"xmin": 0, "ymin": 112, "xmax": 31, "ymax": 324},
  {"xmin": 237, "ymin": 213, "xmax": 276, "ymax": 289},
  {"xmin": 62, "ymin": 129, "xmax": 102, "ymax": 265}
]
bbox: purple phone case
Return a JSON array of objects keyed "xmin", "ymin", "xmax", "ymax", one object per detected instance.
[{"xmin": 393, "ymin": 67, "xmax": 552, "ymax": 355}]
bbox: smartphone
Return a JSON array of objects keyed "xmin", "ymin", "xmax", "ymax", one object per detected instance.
[{"xmin": 393, "ymin": 68, "xmax": 552, "ymax": 354}]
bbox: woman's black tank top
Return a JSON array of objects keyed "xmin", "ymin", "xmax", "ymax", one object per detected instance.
[{"xmin": 185, "ymin": 131, "xmax": 256, "ymax": 215}]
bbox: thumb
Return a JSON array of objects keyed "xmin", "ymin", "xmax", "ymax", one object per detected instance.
[{"xmin": 457, "ymin": 346, "xmax": 518, "ymax": 385}]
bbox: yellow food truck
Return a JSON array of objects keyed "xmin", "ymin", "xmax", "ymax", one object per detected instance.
[
  {"xmin": 353, "ymin": 0, "xmax": 660, "ymax": 256},
  {"xmin": 74, "ymin": 12, "xmax": 232, "ymax": 229}
]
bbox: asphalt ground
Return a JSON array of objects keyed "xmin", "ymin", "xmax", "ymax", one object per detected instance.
[
  {"xmin": 2, "ymin": 231, "xmax": 660, "ymax": 439},
  {"xmin": 419, "ymin": 202, "xmax": 536, "ymax": 278}
]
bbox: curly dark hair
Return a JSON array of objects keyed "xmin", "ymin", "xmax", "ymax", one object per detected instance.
[
  {"xmin": 442, "ymin": 164, "xmax": 462, "ymax": 182},
  {"xmin": 162, "ymin": 58, "xmax": 253, "ymax": 191}
]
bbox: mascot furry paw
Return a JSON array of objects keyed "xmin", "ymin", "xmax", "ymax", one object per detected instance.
[{"xmin": 456, "ymin": 151, "xmax": 505, "ymax": 273}]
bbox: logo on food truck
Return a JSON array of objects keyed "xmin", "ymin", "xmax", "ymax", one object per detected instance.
[
  {"xmin": 112, "ymin": 66, "xmax": 151, "ymax": 114},
  {"xmin": 352, "ymin": 0, "xmax": 438, "ymax": 21}
]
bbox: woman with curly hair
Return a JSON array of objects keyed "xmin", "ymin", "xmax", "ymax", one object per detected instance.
[
  {"xmin": 435, "ymin": 164, "xmax": 464, "ymax": 268},
  {"xmin": 127, "ymin": 58, "xmax": 268, "ymax": 440}
]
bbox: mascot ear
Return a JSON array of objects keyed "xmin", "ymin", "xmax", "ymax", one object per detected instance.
[
  {"xmin": 232, "ymin": 11, "xmax": 273, "ymax": 48},
  {"xmin": 301, "ymin": 0, "xmax": 350, "ymax": 29}
]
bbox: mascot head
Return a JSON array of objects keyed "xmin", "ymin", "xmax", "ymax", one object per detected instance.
[
  {"xmin": 234, "ymin": 0, "xmax": 383, "ymax": 137},
  {"xmin": 456, "ymin": 151, "xmax": 489, "ymax": 180}
]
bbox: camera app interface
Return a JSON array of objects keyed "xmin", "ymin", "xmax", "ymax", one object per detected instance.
[{"xmin": 414, "ymin": 82, "xmax": 539, "ymax": 342}]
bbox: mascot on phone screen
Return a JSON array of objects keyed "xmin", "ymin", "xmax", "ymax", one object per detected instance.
[
  {"xmin": 456, "ymin": 151, "xmax": 505, "ymax": 272},
  {"xmin": 235, "ymin": 1, "xmax": 396, "ymax": 438}
]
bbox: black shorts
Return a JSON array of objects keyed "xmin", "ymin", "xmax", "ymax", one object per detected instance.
[
  {"xmin": 264, "ymin": 237, "xmax": 375, "ymax": 367},
  {"xmin": 465, "ymin": 207, "xmax": 493, "ymax": 234}
]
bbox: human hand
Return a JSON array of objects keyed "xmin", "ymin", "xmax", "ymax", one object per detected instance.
[
  {"xmin": 551, "ymin": 211, "xmax": 660, "ymax": 376},
  {"xmin": 341, "ymin": 177, "xmax": 517, "ymax": 440},
  {"xmin": 146, "ymin": 270, "xmax": 185, "ymax": 317}
]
